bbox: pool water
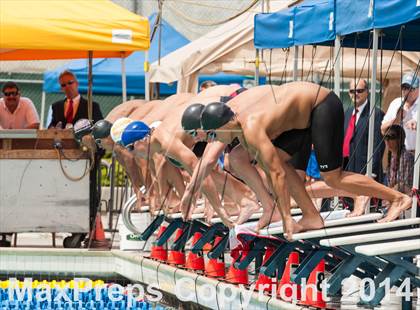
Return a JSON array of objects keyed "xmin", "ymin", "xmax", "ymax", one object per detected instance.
[{"xmin": 0, "ymin": 279, "xmax": 169, "ymax": 310}]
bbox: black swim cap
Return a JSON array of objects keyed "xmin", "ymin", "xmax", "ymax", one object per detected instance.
[
  {"xmin": 200, "ymin": 102, "xmax": 234, "ymax": 130},
  {"xmin": 181, "ymin": 103, "xmax": 205, "ymax": 131},
  {"xmin": 92, "ymin": 119, "xmax": 113, "ymax": 139}
]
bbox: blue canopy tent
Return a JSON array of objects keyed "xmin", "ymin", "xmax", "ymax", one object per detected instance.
[
  {"xmin": 254, "ymin": 0, "xmax": 335, "ymax": 49},
  {"xmin": 255, "ymin": 0, "xmax": 420, "ymax": 50},
  {"xmin": 44, "ymin": 13, "xmax": 253, "ymax": 96},
  {"xmin": 254, "ymin": 0, "xmax": 420, "ymax": 214},
  {"xmin": 336, "ymin": 0, "xmax": 420, "ymax": 50},
  {"xmin": 254, "ymin": 7, "xmax": 295, "ymax": 49},
  {"xmin": 293, "ymin": 0, "xmax": 335, "ymax": 46}
]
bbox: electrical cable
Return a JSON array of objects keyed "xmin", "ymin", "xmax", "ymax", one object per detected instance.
[
  {"xmin": 305, "ymin": 45, "xmax": 317, "ymax": 82},
  {"xmin": 268, "ymin": 49, "xmax": 273, "ymax": 84},
  {"xmin": 56, "ymin": 146, "xmax": 93, "ymax": 182}
]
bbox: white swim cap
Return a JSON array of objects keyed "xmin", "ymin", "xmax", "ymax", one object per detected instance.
[
  {"xmin": 110, "ymin": 117, "xmax": 133, "ymax": 143},
  {"xmin": 149, "ymin": 120, "xmax": 162, "ymax": 129}
]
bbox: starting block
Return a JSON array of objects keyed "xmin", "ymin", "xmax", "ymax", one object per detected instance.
[
  {"xmin": 136, "ymin": 200, "xmax": 419, "ymax": 309},
  {"xmin": 139, "ymin": 212, "xmax": 205, "ymax": 244},
  {"xmin": 356, "ymin": 239, "xmax": 420, "ymax": 307},
  {"xmin": 317, "ymin": 220, "xmax": 420, "ymax": 307}
]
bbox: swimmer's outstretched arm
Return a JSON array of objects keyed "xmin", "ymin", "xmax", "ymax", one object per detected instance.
[
  {"xmin": 114, "ymin": 144, "xmax": 145, "ymax": 195},
  {"xmin": 181, "ymin": 141, "xmax": 226, "ymax": 210},
  {"xmin": 164, "ymin": 138, "xmax": 233, "ymax": 228}
]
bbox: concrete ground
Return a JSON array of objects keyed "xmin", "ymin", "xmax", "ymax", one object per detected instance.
[{"xmin": 7, "ymin": 214, "xmax": 122, "ymax": 249}]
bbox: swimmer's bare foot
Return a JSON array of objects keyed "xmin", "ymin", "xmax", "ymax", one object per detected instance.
[
  {"xmin": 283, "ymin": 217, "xmax": 304, "ymax": 241},
  {"xmin": 224, "ymin": 201, "xmax": 240, "ymax": 216},
  {"xmin": 213, "ymin": 208, "xmax": 234, "ymax": 229},
  {"xmin": 255, "ymin": 206, "xmax": 281, "ymax": 231},
  {"xmin": 223, "ymin": 219, "xmax": 235, "ymax": 230},
  {"xmin": 347, "ymin": 196, "xmax": 370, "ymax": 217},
  {"xmin": 135, "ymin": 197, "xmax": 143, "ymax": 212},
  {"xmin": 168, "ymin": 199, "xmax": 181, "ymax": 210},
  {"xmin": 204, "ymin": 207, "xmax": 214, "ymax": 223},
  {"xmin": 378, "ymin": 195, "xmax": 412, "ymax": 223},
  {"xmin": 194, "ymin": 206, "xmax": 205, "ymax": 214},
  {"xmin": 297, "ymin": 214, "xmax": 324, "ymax": 232},
  {"xmin": 185, "ymin": 205, "xmax": 198, "ymax": 221},
  {"xmin": 235, "ymin": 203, "xmax": 261, "ymax": 225},
  {"xmin": 166, "ymin": 203, "xmax": 181, "ymax": 214}
]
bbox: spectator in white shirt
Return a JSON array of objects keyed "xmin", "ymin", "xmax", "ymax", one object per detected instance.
[
  {"xmin": 0, "ymin": 81, "xmax": 39, "ymax": 130},
  {"xmin": 381, "ymin": 72, "xmax": 418, "ymax": 152}
]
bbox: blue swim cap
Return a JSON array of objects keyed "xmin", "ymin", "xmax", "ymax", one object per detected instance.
[{"xmin": 121, "ymin": 121, "xmax": 150, "ymax": 147}]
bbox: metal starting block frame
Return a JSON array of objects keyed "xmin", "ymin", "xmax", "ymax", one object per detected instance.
[{"xmin": 318, "ymin": 221, "xmax": 420, "ymax": 307}]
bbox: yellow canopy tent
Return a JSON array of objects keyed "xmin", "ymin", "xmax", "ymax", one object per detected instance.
[
  {"xmin": 0, "ymin": 0, "xmax": 149, "ymax": 60},
  {"xmin": 0, "ymin": 0, "xmax": 150, "ymax": 124}
]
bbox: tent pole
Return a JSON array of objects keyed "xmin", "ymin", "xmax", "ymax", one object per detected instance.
[
  {"xmin": 88, "ymin": 51, "xmax": 93, "ymax": 121},
  {"xmin": 332, "ymin": 36, "xmax": 341, "ymax": 209},
  {"xmin": 254, "ymin": 0, "xmax": 264, "ymax": 86},
  {"xmin": 366, "ymin": 29, "xmax": 379, "ymax": 215},
  {"xmin": 334, "ymin": 36, "xmax": 341, "ymax": 96},
  {"xmin": 121, "ymin": 54, "xmax": 127, "ymax": 102},
  {"xmin": 40, "ymin": 91, "xmax": 46, "ymax": 129},
  {"xmin": 158, "ymin": 1, "xmax": 163, "ymax": 65},
  {"xmin": 144, "ymin": 51, "xmax": 150, "ymax": 101},
  {"xmin": 156, "ymin": 0, "xmax": 163, "ymax": 98},
  {"xmin": 293, "ymin": 46, "xmax": 299, "ymax": 81},
  {"xmin": 255, "ymin": 50, "xmax": 260, "ymax": 86},
  {"xmin": 411, "ymin": 77, "xmax": 420, "ymax": 217}
]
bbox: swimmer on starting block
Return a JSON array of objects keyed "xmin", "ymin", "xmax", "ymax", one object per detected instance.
[{"xmin": 200, "ymin": 81, "xmax": 412, "ymax": 240}]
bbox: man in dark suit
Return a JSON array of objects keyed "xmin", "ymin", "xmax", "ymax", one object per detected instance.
[
  {"xmin": 49, "ymin": 70, "xmax": 104, "ymax": 247},
  {"xmin": 49, "ymin": 70, "xmax": 103, "ymax": 128},
  {"xmin": 343, "ymin": 79, "xmax": 385, "ymax": 215}
]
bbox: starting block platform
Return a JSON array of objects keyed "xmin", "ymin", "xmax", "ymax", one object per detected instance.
[{"xmin": 123, "ymin": 196, "xmax": 419, "ymax": 308}]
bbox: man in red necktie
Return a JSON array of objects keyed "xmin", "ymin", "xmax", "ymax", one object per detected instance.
[
  {"xmin": 47, "ymin": 70, "xmax": 104, "ymax": 248},
  {"xmin": 48, "ymin": 70, "xmax": 103, "ymax": 129},
  {"xmin": 343, "ymin": 79, "xmax": 385, "ymax": 216}
]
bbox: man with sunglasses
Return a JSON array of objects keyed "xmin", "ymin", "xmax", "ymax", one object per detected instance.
[
  {"xmin": 0, "ymin": 81, "xmax": 40, "ymax": 246},
  {"xmin": 200, "ymin": 82, "xmax": 412, "ymax": 240},
  {"xmin": 343, "ymin": 79, "xmax": 385, "ymax": 216},
  {"xmin": 48, "ymin": 70, "xmax": 103, "ymax": 129},
  {"xmin": 381, "ymin": 72, "xmax": 418, "ymax": 153},
  {"xmin": 0, "ymin": 81, "xmax": 39, "ymax": 130},
  {"xmin": 47, "ymin": 70, "xmax": 104, "ymax": 246}
]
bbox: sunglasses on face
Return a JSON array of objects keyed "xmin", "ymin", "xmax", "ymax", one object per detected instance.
[
  {"xmin": 401, "ymin": 85, "xmax": 415, "ymax": 91},
  {"xmin": 3, "ymin": 91, "xmax": 19, "ymax": 97},
  {"xmin": 187, "ymin": 129, "xmax": 198, "ymax": 137},
  {"xmin": 349, "ymin": 88, "xmax": 366, "ymax": 94},
  {"xmin": 60, "ymin": 80, "xmax": 75, "ymax": 88},
  {"xmin": 206, "ymin": 131, "xmax": 217, "ymax": 140}
]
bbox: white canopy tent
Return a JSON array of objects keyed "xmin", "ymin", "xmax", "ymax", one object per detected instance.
[{"xmin": 149, "ymin": 1, "xmax": 419, "ymax": 106}]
